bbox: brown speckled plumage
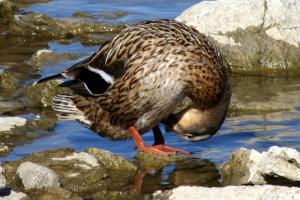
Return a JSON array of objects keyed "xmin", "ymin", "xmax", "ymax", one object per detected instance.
[{"xmin": 48, "ymin": 19, "xmax": 231, "ymax": 142}]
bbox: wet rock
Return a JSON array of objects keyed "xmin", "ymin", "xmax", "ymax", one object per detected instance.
[
  {"xmin": 0, "ymin": 116, "xmax": 27, "ymax": 132},
  {"xmin": 0, "ymin": 143, "xmax": 10, "ymax": 157},
  {"xmin": 9, "ymin": 0, "xmax": 50, "ymax": 8},
  {"xmin": 29, "ymin": 49, "xmax": 78, "ymax": 69},
  {"xmin": 98, "ymin": 11, "xmax": 127, "ymax": 20},
  {"xmin": 0, "ymin": 72, "xmax": 17, "ymax": 90},
  {"xmin": 8, "ymin": 12, "xmax": 124, "ymax": 39},
  {"xmin": 0, "ymin": 100, "xmax": 25, "ymax": 113},
  {"xmin": 25, "ymin": 80, "xmax": 71, "ymax": 108},
  {"xmin": 0, "ymin": 0, "xmax": 18, "ymax": 19},
  {"xmin": 228, "ymin": 101, "xmax": 291, "ymax": 117},
  {"xmin": 25, "ymin": 187, "xmax": 83, "ymax": 200},
  {"xmin": 32, "ymin": 109, "xmax": 57, "ymax": 130},
  {"xmin": 153, "ymin": 185, "xmax": 300, "ymax": 200},
  {"xmin": 1, "ymin": 190, "xmax": 27, "ymax": 200},
  {"xmin": 220, "ymin": 146, "xmax": 300, "ymax": 186},
  {"xmin": 52, "ymin": 152, "xmax": 99, "ymax": 169},
  {"xmin": 176, "ymin": 0, "xmax": 300, "ymax": 75},
  {"xmin": 2, "ymin": 148, "xmax": 109, "ymax": 197},
  {"xmin": 17, "ymin": 161, "xmax": 60, "ymax": 190},
  {"xmin": 86, "ymin": 148, "xmax": 137, "ymax": 173}
]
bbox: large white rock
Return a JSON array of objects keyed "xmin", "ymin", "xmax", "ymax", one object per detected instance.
[
  {"xmin": 153, "ymin": 185, "xmax": 300, "ymax": 200},
  {"xmin": 176, "ymin": 0, "xmax": 300, "ymax": 47},
  {"xmin": 17, "ymin": 161, "xmax": 60, "ymax": 190},
  {"xmin": 0, "ymin": 117, "xmax": 27, "ymax": 132},
  {"xmin": 220, "ymin": 146, "xmax": 300, "ymax": 185}
]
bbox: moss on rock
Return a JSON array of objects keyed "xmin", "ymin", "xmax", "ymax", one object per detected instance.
[
  {"xmin": 8, "ymin": 12, "xmax": 125, "ymax": 39},
  {"xmin": 0, "ymin": 72, "xmax": 17, "ymax": 91},
  {"xmin": 25, "ymin": 80, "xmax": 71, "ymax": 108}
]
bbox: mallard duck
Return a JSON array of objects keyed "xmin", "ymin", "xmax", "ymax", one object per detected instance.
[{"xmin": 36, "ymin": 19, "xmax": 231, "ymax": 156}]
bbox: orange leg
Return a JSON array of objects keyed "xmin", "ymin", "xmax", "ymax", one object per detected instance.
[{"xmin": 128, "ymin": 126, "xmax": 189, "ymax": 156}]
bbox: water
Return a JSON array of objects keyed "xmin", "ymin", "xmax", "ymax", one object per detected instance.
[{"xmin": 1, "ymin": 0, "xmax": 300, "ymax": 194}]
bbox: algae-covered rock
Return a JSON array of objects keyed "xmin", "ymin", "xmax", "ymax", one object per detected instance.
[
  {"xmin": 0, "ymin": 0, "xmax": 18, "ymax": 19},
  {"xmin": 0, "ymin": 72, "xmax": 17, "ymax": 91},
  {"xmin": 29, "ymin": 49, "xmax": 78, "ymax": 69},
  {"xmin": 228, "ymin": 102, "xmax": 291, "ymax": 117},
  {"xmin": 25, "ymin": 80, "xmax": 71, "ymax": 108},
  {"xmin": 9, "ymin": 12, "xmax": 124, "ymax": 39},
  {"xmin": 17, "ymin": 161, "xmax": 60, "ymax": 190},
  {"xmin": 85, "ymin": 148, "xmax": 137, "ymax": 173},
  {"xmin": 2, "ymin": 148, "xmax": 109, "ymax": 196},
  {"xmin": 9, "ymin": 0, "xmax": 50, "ymax": 8},
  {"xmin": 24, "ymin": 187, "xmax": 83, "ymax": 200},
  {"xmin": 135, "ymin": 152, "xmax": 186, "ymax": 170},
  {"xmin": 0, "ymin": 143, "xmax": 11, "ymax": 157}
]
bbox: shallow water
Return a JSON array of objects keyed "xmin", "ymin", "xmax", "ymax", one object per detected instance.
[{"xmin": 1, "ymin": 0, "xmax": 300, "ymax": 195}]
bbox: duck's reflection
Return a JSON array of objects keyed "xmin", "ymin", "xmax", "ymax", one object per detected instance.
[{"xmin": 133, "ymin": 155, "xmax": 220, "ymax": 193}]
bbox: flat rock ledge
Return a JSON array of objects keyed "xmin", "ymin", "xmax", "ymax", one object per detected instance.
[
  {"xmin": 153, "ymin": 185, "xmax": 300, "ymax": 200},
  {"xmin": 176, "ymin": 0, "xmax": 300, "ymax": 75},
  {"xmin": 220, "ymin": 146, "xmax": 300, "ymax": 186}
]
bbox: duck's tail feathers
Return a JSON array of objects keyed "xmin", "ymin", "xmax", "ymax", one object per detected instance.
[{"xmin": 52, "ymin": 94, "xmax": 92, "ymax": 127}]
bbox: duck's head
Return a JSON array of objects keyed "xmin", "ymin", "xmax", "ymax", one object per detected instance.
[{"xmin": 169, "ymin": 87, "xmax": 231, "ymax": 142}]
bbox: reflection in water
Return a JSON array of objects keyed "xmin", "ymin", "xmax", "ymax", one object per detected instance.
[{"xmin": 133, "ymin": 156, "xmax": 219, "ymax": 193}]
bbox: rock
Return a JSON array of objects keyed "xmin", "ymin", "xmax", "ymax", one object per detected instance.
[
  {"xmin": 2, "ymin": 148, "xmax": 109, "ymax": 197},
  {"xmin": 25, "ymin": 80, "xmax": 71, "ymax": 108},
  {"xmin": 17, "ymin": 161, "xmax": 60, "ymax": 190},
  {"xmin": 0, "ymin": 0, "xmax": 18, "ymax": 19},
  {"xmin": 0, "ymin": 143, "xmax": 10, "ymax": 157},
  {"xmin": 8, "ymin": 12, "xmax": 124, "ymax": 39},
  {"xmin": 153, "ymin": 185, "xmax": 300, "ymax": 200},
  {"xmin": 85, "ymin": 148, "xmax": 137, "ymax": 173},
  {"xmin": 176, "ymin": 0, "xmax": 300, "ymax": 75},
  {"xmin": 0, "ymin": 116, "xmax": 27, "ymax": 132},
  {"xmin": 25, "ymin": 187, "xmax": 83, "ymax": 200},
  {"xmin": 0, "ymin": 72, "xmax": 17, "ymax": 91},
  {"xmin": 1, "ymin": 190, "xmax": 27, "ymax": 200},
  {"xmin": 220, "ymin": 146, "xmax": 300, "ymax": 186},
  {"xmin": 52, "ymin": 152, "xmax": 99, "ymax": 170},
  {"xmin": 0, "ymin": 165, "xmax": 7, "ymax": 190},
  {"xmin": 0, "ymin": 100, "xmax": 25, "ymax": 113},
  {"xmin": 228, "ymin": 101, "xmax": 291, "ymax": 117},
  {"xmin": 29, "ymin": 49, "xmax": 78, "ymax": 69}
]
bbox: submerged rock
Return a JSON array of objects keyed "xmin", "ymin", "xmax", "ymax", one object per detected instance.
[
  {"xmin": 17, "ymin": 161, "xmax": 60, "ymax": 190},
  {"xmin": 29, "ymin": 49, "xmax": 78, "ymax": 69},
  {"xmin": 153, "ymin": 185, "xmax": 300, "ymax": 200},
  {"xmin": 220, "ymin": 146, "xmax": 300, "ymax": 186},
  {"xmin": 0, "ymin": 72, "xmax": 17, "ymax": 91},
  {"xmin": 176, "ymin": 0, "xmax": 300, "ymax": 75}
]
